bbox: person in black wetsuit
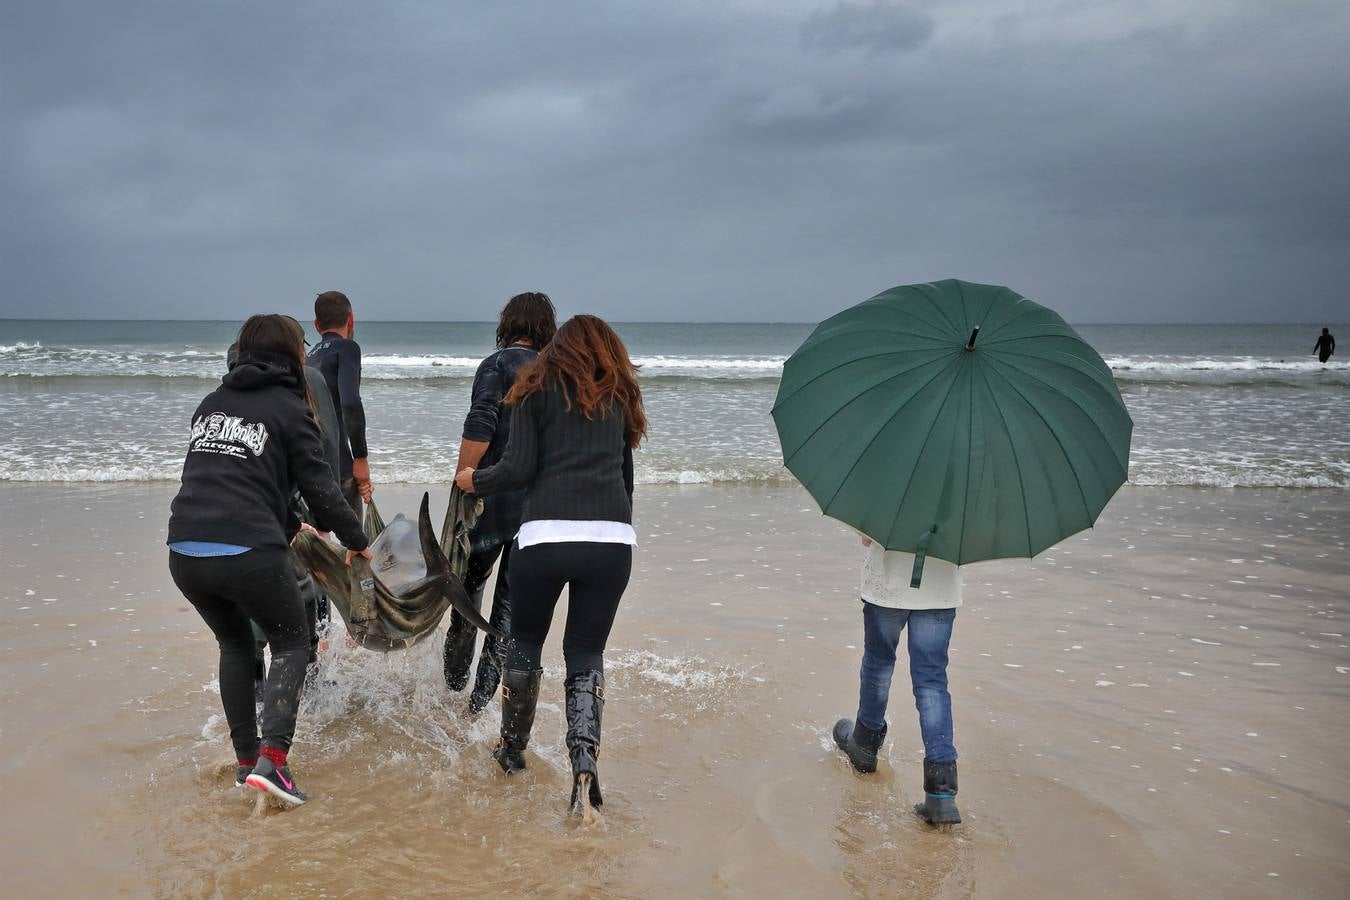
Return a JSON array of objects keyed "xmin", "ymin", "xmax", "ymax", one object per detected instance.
[
  {"xmin": 1314, "ymin": 328, "xmax": 1335, "ymax": 364},
  {"xmin": 308, "ymin": 290, "xmax": 372, "ymax": 514},
  {"xmin": 443, "ymin": 292, "xmax": 557, "ymax": 713},
  {"xmin": 169, "ymin": 314, "xmax": 370, "ymax": 806}
]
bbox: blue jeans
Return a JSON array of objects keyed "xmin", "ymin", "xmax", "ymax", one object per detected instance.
[{"xmin": 856, "ymin": 601, "xmax": 957, "ymax": 762}]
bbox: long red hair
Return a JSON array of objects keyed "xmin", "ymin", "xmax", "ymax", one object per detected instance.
[{"xmin": 506, "ymin": 314, "xmax": 646, "ymax": 447}]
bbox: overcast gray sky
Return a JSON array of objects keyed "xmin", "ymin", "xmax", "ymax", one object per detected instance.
[{"xmin": 2, "ymin": 0, "xmax": 1347, "ymax": 323}]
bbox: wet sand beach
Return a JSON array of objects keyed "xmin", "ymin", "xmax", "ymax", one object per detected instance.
[{"xmin": 1, "ymin": 484, "xmax": 1347, "ymax": 898}]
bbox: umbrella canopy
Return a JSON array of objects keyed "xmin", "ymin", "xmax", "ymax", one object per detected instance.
[{"xmin": 772, "ymin": 279, "xmax": 1132, "ymax": 584}]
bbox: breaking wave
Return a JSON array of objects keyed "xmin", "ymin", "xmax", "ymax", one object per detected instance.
[
  {"xmin": 2, "ymin": 459, "xmax": 1344, "ymax": 488},
  {"xmin": 4, "ymin": 341, "xmax": 1347, "ymax": 386},
  {"xmin": 0, "ymin": 343, "xmax": 788, "ymax": 381}
]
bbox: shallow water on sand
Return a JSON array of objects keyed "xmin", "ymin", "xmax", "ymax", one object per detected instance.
[{"xmin": 2, "ymin": 484, "xmax": 1348, "ymax": 897}]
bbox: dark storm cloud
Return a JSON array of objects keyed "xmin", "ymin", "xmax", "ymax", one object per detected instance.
[
  {"xmin": 2, "ymin": 1, "xmax": 1347, "ymax": 323},
  {"xmin": 800, "ymin": 1, "xmax": 936, "ymax": 54}
]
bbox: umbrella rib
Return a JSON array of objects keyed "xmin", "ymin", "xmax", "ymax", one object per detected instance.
[
  {"xmin": 982, "ymin": 348, "xmax": 1128, "ymax": 439},
  {"xmin": 776, "ymin": 351, "xmax": 954, "ymax": 452},
  {"xmin": 983, "ymin": 352, "xmax": 1131, "ymax": 474},
  {"xmin": 976, "ymin": 361, "xmax": 1036, "ymax": 559},
  {"xmin": 914, "ymin": 283, "xmax": 965, "ymax": 335},
  {"xmin": 976, "ymin": 286, "xmax": 1011, "ymax": 334},
  {"xmin": 772, "ymin": 335, "xmax": 961, "ymax": 410},
  {"xmin": 956, "ymin": 357, "xmax": 976, "ymax": 565},
  {"xmin": 820, "ymin": 354, "xmax": 965, "ymax": 514},
  {"xmin": 983, "ymin": 355, "xmax": 1095, "ymax": 525},
  {"xmin": 860, "ymin": 298, "xmax": 956, "ymax": 341},
  {"xmin": 878, "ymin": 356, "xmax": 969, "ymax": 545},
  {"xmin": 775, "ymin": 345, "xmax": 954, "ymax": 410},
  {"xmin": 977, "ymin": 302, "xmax": 1054, "ymax": 342},
  {"xmin": 981, "ymin": 345, "xmax": 1116, "ymax": 386}
]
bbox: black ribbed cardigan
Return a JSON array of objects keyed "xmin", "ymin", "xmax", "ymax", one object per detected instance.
[{"xmin": 471, "ymin": 381, "xmax": 635, "ymax": 523}]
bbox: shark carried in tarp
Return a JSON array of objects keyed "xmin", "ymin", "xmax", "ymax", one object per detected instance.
[{"xmin": 292, "ymin": 488, "xmax": 501, "ymax": 652}]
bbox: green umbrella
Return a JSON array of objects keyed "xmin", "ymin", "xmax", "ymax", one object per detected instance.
[{"xmin": 772, "ymin": 279, "xmax": 1132, "ymax": 586}]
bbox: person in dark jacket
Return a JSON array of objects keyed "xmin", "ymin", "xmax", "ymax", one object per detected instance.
[
  {"xmin": 456, "ymin": 314, "xmax": 645, "ymax": 822},
  {"xmin": 1314, "ymin": 328, "xmax": 1335, "ymax": 364},
  {"xmin": 169, "ymin": 314, "xmax": 371, "ymax": 807},
  {"xmin": 443, "ymin": 292, "xmax": 557, "ymax": 712},
  {"xmin": 308, "ymin": 290, "xmax": 372, "ymax": 513},
  {"xmin": 230, "ymin": 339, "xmax": 341, "ymax": 690},
  {"xmin": 293, "ymin": 359, "xmax": 341, "ymax": 664}
]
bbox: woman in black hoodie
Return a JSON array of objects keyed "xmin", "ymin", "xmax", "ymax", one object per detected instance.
[{"xmin": 168, "ymin": 314, "xmax": 370, "ymax": 806}]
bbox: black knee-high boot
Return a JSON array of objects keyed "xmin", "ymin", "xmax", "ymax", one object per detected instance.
[
  {"xmin": 564, "ymin": 670, "xmax": 605, "ymax": 812},
  {"xmin": 493, "ymin": 668, "xmax": 541, "ymax": 774}
]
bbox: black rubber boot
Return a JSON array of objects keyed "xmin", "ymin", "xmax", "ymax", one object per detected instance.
[
  {"xmin": 467, "ymin": 585, "xmax": 510, "ymax": 714},
  {"xmin": 442, "ymin": 582, "xmax": 486, "ymax": 692},
  {"xmin": 564, "ymin": 670, "xmax": 605, "ymax": 818},
  {"xmin": 913, "ymin": 759, "xmax": 961, "ymax": 825},
  {"xmin": 833, "ymin": 718, "xmax": 887, "ymax": 773},
  {"xmin": 493, "ymin": 668, "xmax": 541, "ymax": 774}
]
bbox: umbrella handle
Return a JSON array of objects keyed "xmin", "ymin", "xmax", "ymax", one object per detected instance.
[
  {"xmin": 965, "ymin": 326, "xmax": 980, "ymax": 351},
  {"xmin": 910, "ymin": 525, "xmax": 937, "ymax": 589}
]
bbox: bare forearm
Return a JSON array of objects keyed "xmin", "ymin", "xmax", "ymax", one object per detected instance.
[{"xmin": 457, "ymin": 438, "xmax": 490, "ymax": 472}]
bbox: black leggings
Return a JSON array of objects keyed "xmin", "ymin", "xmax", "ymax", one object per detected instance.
[
  {"xmin": 506, "ymin": 542, "xmax": 632, "ymax": 674},
  {"xmin": 169, "ymin": 549, "xmax": 309, "ymax": 760}
]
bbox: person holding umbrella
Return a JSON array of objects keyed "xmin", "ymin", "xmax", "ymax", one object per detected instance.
[
  {"xmin": 833, "ymin": 535, "xmax": 963, "ymax": 823},
  {"xmin": 773, "ymin": 279, "xmax": 1132, "ymax": 828}
]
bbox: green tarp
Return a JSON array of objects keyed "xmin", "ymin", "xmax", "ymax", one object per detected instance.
[{"xmin": 293, "ymin": 489, "xmax": 501, "ymax": 652}]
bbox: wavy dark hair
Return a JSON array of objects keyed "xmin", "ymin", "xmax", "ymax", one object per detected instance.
[
  {"xmin": 496, "ymin": 292, "xmax": 557, "ymax": 349},
  {"xmin": 506, "ymin": 314, "xmax": 646, "ymax": 447},
  {"xmin": 235, "ymin": 313, "xmax": 315, "ymax": 411}
]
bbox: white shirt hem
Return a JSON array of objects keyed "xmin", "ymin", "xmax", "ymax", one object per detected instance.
[{"xmin": 516, "ymin": 520, "xmax": 638, "ymax": 549}]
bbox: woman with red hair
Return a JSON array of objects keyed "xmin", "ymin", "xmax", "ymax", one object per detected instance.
[{"xmin": 456, "ymin": 314, "xmax": 645, "ymax": 820}]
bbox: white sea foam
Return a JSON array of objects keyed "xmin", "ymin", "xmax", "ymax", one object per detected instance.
[
  {"xmin": 1, "ymin": 344, "xmax": 789, "ymax": 381},
  {"xmin": 0, "ymin": 456, "xmax": 797, "ymax": 485},
  {"xmin": 200, "ymin": 629, "xmax": 747, "ymax": 765},
  {"xmin": 634, "ymin": 355, "xmax": 785, "ymax": 371},
  {"xmin": 8, "ymin": 340, "xmax": 1349, "ymax": 388},
  {"xmin": 366, "ymin": 352, "xmax": 785, "ymax": 370},
  {"xmin": 1105, "ymin": 356, "xmax": 1344, "ymax": 374},
  {"xmin": 4, "ymin": 329, "xmax": 1347, "ymax": 489},
  {"xmin": 5, "ymin": 458, "xmax": 1344, "ymax": 487}
]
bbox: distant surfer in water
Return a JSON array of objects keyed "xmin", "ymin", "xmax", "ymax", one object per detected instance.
[
  {"xmin": 169, "ymin": 314, "xmax": 370, "ymax": 806},
  {"xmin": 1314, "ymin": 327, "xmax": 1335, "ymax": 364},
  {"xmin": 443, "ymin": 292, "xmax": 556, "ymax": 714},
  {"xmin": 456, "ymin": 315, "xmax": 645, "ymax": 822}
]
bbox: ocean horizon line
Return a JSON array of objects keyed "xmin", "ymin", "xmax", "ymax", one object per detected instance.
[{"xmin": 2, "ymin": 317, "xmax": 1345, "ymax": 328}]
